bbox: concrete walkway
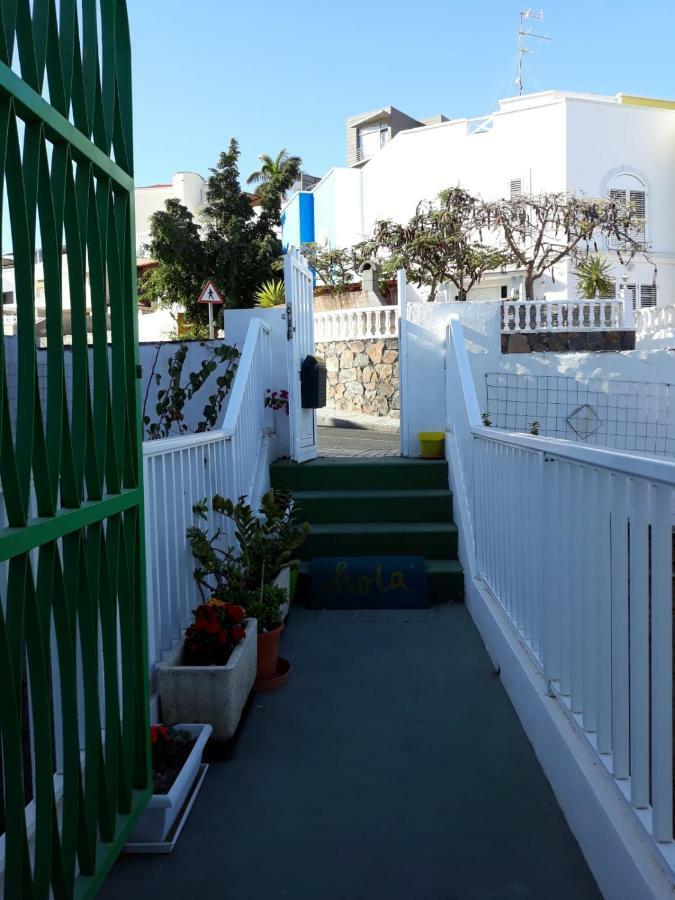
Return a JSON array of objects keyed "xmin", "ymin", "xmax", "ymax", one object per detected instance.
[{"xmin": 102, "ymin": 606, "xmax": 599, "ymax": 900}]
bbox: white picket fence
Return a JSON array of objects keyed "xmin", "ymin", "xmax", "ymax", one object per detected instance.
[
  {"xmin": 445, "ymin": 312, "xmax": 675, "ymax": 857},
  {"xmin": 314, "ymin": 305, "xmax": 398, "ymax": 342},
  {"xmin": 143, "ymin": 317, "xmax": 273, "ymax": 688},
  {"xmin": 501, "ymin": 297, "xmax": 628, "ymax": 333}
]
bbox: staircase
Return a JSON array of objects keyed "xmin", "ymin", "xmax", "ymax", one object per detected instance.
[{"xmin": 270, "ymin": 457, "xmax": 464, "ymax": 605}]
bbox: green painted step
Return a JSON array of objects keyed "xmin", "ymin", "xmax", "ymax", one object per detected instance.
[
  {"xmin": 296, "ymin": 558, "xmax": 464, "ymax": 604},
  {"xmin": 294, "ymin": 489, "xmax": 454, "ymax": 524},
  {"xmin": 300, "ymin": 521, "xmax": 458, "ymax": 561},
  {"xmin": 270, "ymin": 457, "xmax": 449, "ymax": 492}
]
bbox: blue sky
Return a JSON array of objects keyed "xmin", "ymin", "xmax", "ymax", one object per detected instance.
[{"xmin": 130, "ymin": 0, "xmax": 674, "ymax": 188}]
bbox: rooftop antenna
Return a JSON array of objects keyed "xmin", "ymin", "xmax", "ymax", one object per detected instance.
[{"xmin": 517, "ymin": 9, "xmax": 550, "ymax": 96}]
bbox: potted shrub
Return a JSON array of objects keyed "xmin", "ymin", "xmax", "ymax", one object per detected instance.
[
  {"xmin": 213, "ymin": 490, "xmax": 309, "ymax": 621},
  {"xmin": 245, "ymin": 583, "xmax": 288, "ymax": 687},
  {"xmin": 158, "ymin": 599, "xmax": 257, "ymax": 741},
  {"xmin": 126, "ymin": 723, "xmax": 212, "ymax": 848}
]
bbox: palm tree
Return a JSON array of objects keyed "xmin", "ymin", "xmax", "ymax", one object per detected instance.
[
  {"xmin": 247, "ymin": 149, "xmax": 302, "ymax": 195},
  {"xmin": 576, "ymin": 254, "xmax": 615, "ymax": 299}
]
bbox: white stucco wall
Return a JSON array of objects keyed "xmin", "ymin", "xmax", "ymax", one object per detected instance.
[
  {"xmin": 135, "ymin": 171, "xmax": 205, "ymax": 238},
  {"xmin": 402, "ymin": 299, "xmax": 675, "ymax": 457},
  {"xmin": 312, "ymin": 167, "xmax": 363, "ymax": 248}
]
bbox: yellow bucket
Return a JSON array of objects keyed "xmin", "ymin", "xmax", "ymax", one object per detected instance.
[{"xmin": 418, "ymin": 432, "xmax": 445, "ymax": 459}]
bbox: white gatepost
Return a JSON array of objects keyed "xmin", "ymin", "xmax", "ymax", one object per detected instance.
[
  {"xmin": 397, "ymin": 268, "xmax": 412, "ymax": 457},
  {"xmin": 284, "ymin": 248, "xmax": 318, "ymax": 463}
]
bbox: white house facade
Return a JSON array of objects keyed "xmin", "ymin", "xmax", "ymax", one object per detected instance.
[{"xmin": 282, "ymin": 90, "xmax": 675, "ymax": 307}]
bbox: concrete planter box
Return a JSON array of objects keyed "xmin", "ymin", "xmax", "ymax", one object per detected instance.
[
  {"xmin": 158, "ymin": 619, "xmax": 257, "ymax": 741},
  {"xmin": 274, "ymin": 568, "xmax": 291, "ymax": 622},
  {"xmin": 128, "ymin": 723, "xmax": 212, "ymax": 845}
]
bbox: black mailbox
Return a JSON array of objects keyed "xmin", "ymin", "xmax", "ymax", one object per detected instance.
[{"xmin": 301, "ymin": 355, "xmax": 327, "ymax": 409}]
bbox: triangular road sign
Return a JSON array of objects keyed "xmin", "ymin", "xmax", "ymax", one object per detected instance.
[{"xmin": 197, "ymin": 280, "xmax": 224, "ymax": 304}]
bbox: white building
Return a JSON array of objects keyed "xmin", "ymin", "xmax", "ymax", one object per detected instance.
[
  {"xmin": 135, "ymin": 171, "xmax": 207, "ymax": 257},
  {"xmin": 283, "ymin": 90, "xmax": 675, "ymax": 307}
]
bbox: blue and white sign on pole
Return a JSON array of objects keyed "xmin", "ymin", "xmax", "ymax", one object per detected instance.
[{"xmin": 197, "ymin": 280, "xmax": 224, "ymax": 339}]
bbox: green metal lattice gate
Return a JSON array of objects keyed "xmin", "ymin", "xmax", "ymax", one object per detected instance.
[{"xmin": 0, "ymin": 2, "xmax": 150, "ymax": 898}]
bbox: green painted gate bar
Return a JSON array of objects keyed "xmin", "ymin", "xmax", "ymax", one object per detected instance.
[{"xmin": 0, "ymin": 2, "xmax": 150, "ymax": 898}]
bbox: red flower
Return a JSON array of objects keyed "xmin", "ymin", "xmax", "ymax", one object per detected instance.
[
  {"xmin": 206, "ymin": 619, "xmax": 220, "ymax": 635},
  {"xmin": 150, "ymin": 725, "xmax": 169, "ymax": 744},
  {"xmin": 225, "ymin": 603, "xmax": 246, "ymax": 624},
  {"xmin": 218, "ymin": 631, "xmax": 230, "ymax": 646},
  {"xmin": 194, "ymin": 618, "xmax": 209, "ymax": 632},
  {"xmin": 230, "ymin": 624, "xmax": 245, "ymax": 644}
]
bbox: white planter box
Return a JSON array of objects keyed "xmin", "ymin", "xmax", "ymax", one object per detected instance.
[
  {"xmin": 128, "ymin": 723, "xmax": 212, "ymax": 844},
  {"xmin": 158, "ymin": 618, "xmax": 257, "ymax": 741},
  {"xmin": 274, "ymin": 568, "xmax": 292, "ymax": 622}
]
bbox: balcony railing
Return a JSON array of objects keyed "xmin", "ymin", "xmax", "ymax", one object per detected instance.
[
  {"xmin": 314, "ymin": 305, "xmax": 398, "ymax": 342},
  {"xmin": 501, "ymin": 297, "xmax": 630, "ymax": 333}
]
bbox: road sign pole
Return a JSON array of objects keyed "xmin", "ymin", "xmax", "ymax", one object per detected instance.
[{"xmin": 208, "ymin": 303, "xmax": 214, "ymax": 340}]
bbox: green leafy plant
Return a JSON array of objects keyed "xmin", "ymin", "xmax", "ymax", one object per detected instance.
[
  {"xmin": 575, "ymin": 254, "xmax": 616, "ymax": 299},
  {"xmin": 142, "ymin": 341, "xmax": 239, "ymax": 439},
  {"xmin": 481, "ymin": 412, "xmax": 492, "ymax": 427},
  {"xmin": 255, "ymin": 280, "xmax": 285, "ymax": 307},
  {"xmin": 244, "ymin": 584, "xmax": 287, "ymax": 633},
  {"xmin": 210, "ymin": 490, "xmax": 310, "ymax": 587},
  {"xmin": 141, "ymin": 140, "xmax": 302, "ymax": 320},
  {"xmin": 529, "ymin": 420, "xmax": 541, "ymax": 435}
]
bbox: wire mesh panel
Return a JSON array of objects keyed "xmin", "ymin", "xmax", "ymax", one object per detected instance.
[
  {"xmin": 485, "ymin": 372, "xmax": 675, "ymax": 457},
  {"xmin": 0, "ymin": 2, "xmax": 150, "ymax": 898}
]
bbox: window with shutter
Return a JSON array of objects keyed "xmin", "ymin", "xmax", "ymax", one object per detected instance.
[
  {"xmin": 510, "ymin": 178, "xmax": 523, "ymax": 200},
  {"xmin": 606, "ymin": 174, "xmax": 647, "ymax": 248},
  {"xmin": 640, "ymin": 284, "xmax": 657, "ymax": 307}
]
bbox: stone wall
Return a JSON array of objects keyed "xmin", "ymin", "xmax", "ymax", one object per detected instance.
[
  {"xmin": 502, "ymin": 330, "xmax": 636, "ymax": 354},
  {"xmin": 317, "ymin": 338, "xmax": 399, "ymax": 417}
]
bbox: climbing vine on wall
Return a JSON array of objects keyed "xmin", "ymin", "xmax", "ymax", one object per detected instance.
[{"xmin": 142, "ymin": 342, "xmax": 240, "ymax": 439}]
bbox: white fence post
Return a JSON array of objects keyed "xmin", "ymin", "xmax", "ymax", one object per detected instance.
[{"xmin": 397, "ymin": 269, "xmax": 410, "ymax": 456}]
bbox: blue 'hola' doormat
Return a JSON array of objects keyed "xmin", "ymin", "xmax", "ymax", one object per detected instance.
[{"xmin": 309, "ymin": 556, "xmax": 428, "ymax": 610}]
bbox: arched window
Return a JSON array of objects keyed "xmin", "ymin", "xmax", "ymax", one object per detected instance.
[{"xmin": 607, "ymin": 172, "xmax": 647, "ymax": 246}]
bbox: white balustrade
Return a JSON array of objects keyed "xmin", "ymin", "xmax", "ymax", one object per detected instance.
[
  {"xmin": 446, "ymin": 312, "xmax": 675, "ymax": 852},
  {"xmin": 314, "ymin": 305, "xmax": 398, "ymax": 342},
  {"xmin": 142, "ymin": 317, "xmax": 272, "ymax": 688},
  {"xmin": 636, "ymin": 303, "xmax": 675, "ymax": 340},
  {"xmin": 501, "ymin": 298, "xmax": 625, "ymax": 333}
]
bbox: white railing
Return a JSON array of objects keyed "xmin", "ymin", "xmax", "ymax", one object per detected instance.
[
  {"xmin": 142, "ymin": 317, "xmax": 272, "ymax": 689},
  {"xmin": 314, "ymin": 305, "xmax": 398, "ymax": 342},
  {"xmin": 636, "ymin": 303, "xmax": 675, "ymax": 340},
  {"xmin": 136, "ymin": 230, "xmax": 151, "ymax": 257},
  {"xmin": 501, "ymin": 298, "xmax": 627, "ymax": 333},
  {"xmin": 446, "ymin": 312, "xmax": 675, "ymax": 857}
]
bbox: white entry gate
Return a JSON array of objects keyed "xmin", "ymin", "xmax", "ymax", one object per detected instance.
[{"xmin": 284, "ymin": 248, "xmax": 318, "ymax": 462}]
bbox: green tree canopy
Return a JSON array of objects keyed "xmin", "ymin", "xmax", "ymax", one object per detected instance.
[{"xmin": 140, "ymin": 139, "xmax": 300, "ymax": 322}]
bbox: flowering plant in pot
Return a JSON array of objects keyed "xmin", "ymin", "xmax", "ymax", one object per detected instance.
[
  {"xmin": 158, "ymin": 597, "xmax": 257, "ymax": 742},
  {"xmin": 183, "ymin": 598, "xmax": 247, "ymax": 665},
  {"xmin": 127, "ymin": 723, "xmax": 212, "ymax": 847}
]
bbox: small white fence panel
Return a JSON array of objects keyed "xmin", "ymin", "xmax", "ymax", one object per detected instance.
[
  {"xmin": 143, "ymin": 318, "xmax": 272, "ymax": 688},
  {"xmin": 314, "ymin": 305, "xmax": 398, "ymax": 342},
  {"xmin": 445, "ymin": 313, "xmax": 675, "ymax": 858}
]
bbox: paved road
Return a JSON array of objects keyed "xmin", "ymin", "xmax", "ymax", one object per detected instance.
[{"xmin": 318, "ymin": 425, "xmax": 400, "ymax": 458}]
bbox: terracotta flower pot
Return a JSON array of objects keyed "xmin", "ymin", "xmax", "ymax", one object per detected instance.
[{"xmin": 256, "ymin": 625, "xmax": 283, "ymax": 682}]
